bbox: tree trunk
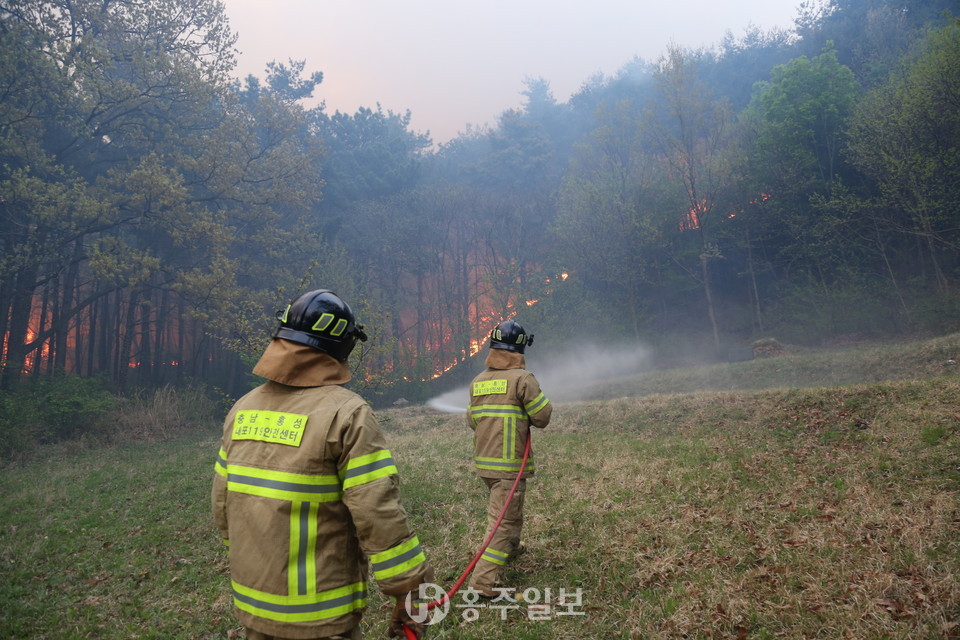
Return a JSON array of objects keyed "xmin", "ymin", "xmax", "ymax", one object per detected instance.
[
  {"xmin": 176, "ymin": 300, "xmax": 186, "ymax": 383},
  {"xmin": 745, "ymin": 230, "xmax": 765, "ymax": 334},
  {"xmin": 97, "ymin": 290, "xmax": 113, "ymax": 375},
  {"xmin": 38, "ymin": 281, "xmax": 51, "ymax": 375},
  {"xmin": 117, "ymin": 287, "xmax": 141, "ymax": 391},
  {"xmin": 1, "ymin": 265, "xmax": 39, "ymax": 389},
  {"xmin": 701, "ymin": 251, "xmax": 721, "ymax": 350},
  {"xmin": 153, "ymin": 289, "xmax": 169, "ymax": 384},
  {"xmin": 54, "ymin": 241, "xmax": 82, "ymax": 372},
  {"xmin": 874, "ymin": 221, "xmax": 911, "ymax": 325}
]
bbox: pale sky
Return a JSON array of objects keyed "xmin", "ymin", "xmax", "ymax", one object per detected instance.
[{"xmin": 221, "ymin": 0, "xmax": 801, "ymax": 143}]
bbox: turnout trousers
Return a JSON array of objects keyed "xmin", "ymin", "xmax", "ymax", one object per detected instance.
[{"xmin": 468, "ymin": 477, "xmax": 527, "ymax": 595}]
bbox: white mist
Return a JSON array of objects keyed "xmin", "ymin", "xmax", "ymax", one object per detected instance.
[{"xmin": 426, "ymin": 342, "xmax": 652, "ymax": 412}]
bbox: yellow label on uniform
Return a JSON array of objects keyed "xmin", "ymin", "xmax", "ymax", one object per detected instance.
[
  {"xmin": 473, "ymin": 379, "xmax": 508, "ymax": 396},
  {"xmin": 232, "ymin": 410, "xmax": 308, "ymax": 447}
]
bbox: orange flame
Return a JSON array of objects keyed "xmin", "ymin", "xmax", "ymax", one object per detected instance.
[{"xmin": 680, "ymin": 201, "xmax": 705, "ymax": 230}]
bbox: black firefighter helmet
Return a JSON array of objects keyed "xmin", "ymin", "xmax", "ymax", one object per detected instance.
[
  {"xmin": 490, "ymin": 320, "xmax": 533, "ymax": 354},
  {"xmin": 273, "ymin": 289, "xmax": 368, "ymax": 362}
]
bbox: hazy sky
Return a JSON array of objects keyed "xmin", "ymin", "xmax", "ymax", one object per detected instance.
[{"xmin": 221, "ymin": 0, "xmax": 801, "ymax": 143}]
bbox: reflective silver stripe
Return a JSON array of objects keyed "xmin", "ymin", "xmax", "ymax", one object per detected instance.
[
  {"xmin": 502, "ymin": 415, "xmax": 515, "ymax": 460},
  {"xmin": 228, "ymin": 473, "xmax": 341, "ymax": 496},
  {"xmin": 474, "ymin": 458, "xmax": 534, "ymax": 470},
  {"xmin": 525, "ymin": 393, "xmax": 550, "ymax": 415},
  {"xmin": 297, "ymin": 502, "xmax": 310, "ymax": 595},
  {"xmin": 341, "ymin": 450, "xmax": 398, "ymax": 489},
  {"xmin": 233, "ymin": 586, "xmax": 367, "ymax": 615},
  {"xmin": 482, "ymin": 547, "xmax": 509, "ymax": 565},
  {"xmin": 471, "ymin": 405, "xmax": 525, "ymax": 418},
  {"xmin": 371, "ymin": 543, "xmax": 424, "ymax": 574},
  {"xmin": 215, "ymin": 450, "xmax": 228, "ymax": 476},
  {"xmin": 342, "ymin": 456, "xmax": 396, "ymax": 482}
]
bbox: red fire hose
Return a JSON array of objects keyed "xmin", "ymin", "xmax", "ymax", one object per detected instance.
[{"xmin": 402, "ymin": 435, "xmax": 532, "ymax": 640}]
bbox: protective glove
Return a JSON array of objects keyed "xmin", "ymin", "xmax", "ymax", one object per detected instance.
[{"xmin": 387, "ymin": 595, "xmax": 426, "ymax": 638}]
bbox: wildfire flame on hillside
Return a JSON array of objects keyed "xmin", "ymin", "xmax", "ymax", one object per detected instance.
[
  {"xmin": 417, "ymin": 269, "xmax": 571, "ymax": 381},
  {"xmin": 12, "ymin": 295, "xmax": 196, "ymax": 377},
  {"xmin": 681, "ymin": 195, "xmax": 772, "ymax": 229}
]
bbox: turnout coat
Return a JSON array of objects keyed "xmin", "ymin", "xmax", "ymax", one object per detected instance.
[
  {"xmin": 466, "ymin": 348, "xmax": 552, "ymax": 480},
  {"xmin": 212, "ymin": 338, "xmax": 431, "ymax": 639}
]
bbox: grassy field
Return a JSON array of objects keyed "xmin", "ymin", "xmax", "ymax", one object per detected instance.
[{"xmin": 2, "ymin": 336, "xmax": 959, "ymax": 638}]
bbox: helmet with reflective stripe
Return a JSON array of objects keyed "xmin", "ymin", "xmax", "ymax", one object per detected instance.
[
  {"xmin": 273, "ymin": 289, "xmax": 368, "ymax": 361},
  {"xmin": 490, "ymin": 320, "xmax": 533, "ymax": 354}
]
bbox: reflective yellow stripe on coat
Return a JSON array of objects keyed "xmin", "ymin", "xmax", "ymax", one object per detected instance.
[
  {"xmin": 216, "ymin": 449, "xmax": 342, "ymax": 502},
  {"xmin": 340, "ymin": 449, "xmax": 398, "ymax": 489},
  {"xmin": 232, "ymin": 579, "xmax": 367, "ymax": 623},
  {"xmin": 289, "ymin": 501, "xmax": 319, "ymax": 596},
  {"xmin": 525, "ymin": 392, "xmax": 549, "ymax": 415},
  {"xmin": 467, "ymin": 406, "xmax": 536, "ymax": 473},
  {"xmin": 370, "ymin": 535, "xmax": 427, "ymax": 580},
  {"xmin": 216, "ymin": 447, "xmax": 375, "ymax": 623}
]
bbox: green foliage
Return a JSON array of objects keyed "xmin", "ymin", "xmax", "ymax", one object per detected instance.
[
  {"xmin": 262, "ymin": 59, "xmax": 324, "ymax": 103},
  {"xmin": 766, "ymin": 274, "xmax": 909, "ymax": 344},
  {"xmin": 0, "ymin": 374, "xmax": 116, "ymax": 457},
  {"xmin": 0, "ymin": 375, "xmax": 225, "ymax": 459},
  {"xmin": 795, "ymin": 0, "xmax": 958, "ymax": 82},
  {"xmin": 748, "ymin": 48, "xmax": 859, "ymax": 193},
  {"xmin": 314, "ymin": 105, "xmax": 432, "ymax": 211},
  {"xmin": 846, "ymin": 21, "xmax": 960, "ymax": 293},
  {"xmin": 553, "ymin": 100, "xmax": 660, "ymax": 337},
  {"xmin": 3, "ymin": 0, "xmax": 960, "ymax": 400},
  {"xmin": 0, "ymin": 0, "xmax": 334, "ymax": 393},
  {"xmin": 903, "ymin": 284, "xmax": 960, "ymax": 335}
]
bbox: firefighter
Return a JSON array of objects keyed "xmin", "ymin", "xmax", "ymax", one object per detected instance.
[
  {"xmin": 212, "ymin": 289, "xmax": 433, "ymax": 640},
  {"xmin": 466, "ymin": 320, "xmax": 552, "ymax": 597}
]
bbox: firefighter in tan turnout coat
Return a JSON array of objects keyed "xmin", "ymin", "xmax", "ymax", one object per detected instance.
[
  {"xmin": 466, "ymin": 320, "xmax": 552, "ymax": 597},
  {"xmin": 213, "ymin": 290, "xmax": 433, "ymax": 640}
]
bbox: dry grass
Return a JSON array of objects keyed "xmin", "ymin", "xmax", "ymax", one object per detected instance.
[
  {"xmin": 1, "ymin": 342, "xmax": 959, "ymax": 639},
  {"xmin": 371, "ymin": 379, "xmax": 960, "ymax": 639},
  {"xmin": 588, "ymin": 332, "xmax": 960, "ymax": 402},
  {"xmin": 105, "ymin": 384, "xmax": 220, "ymax": 442}
]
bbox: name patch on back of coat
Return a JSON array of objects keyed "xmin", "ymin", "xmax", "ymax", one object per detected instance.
[
  {"xmin": 472, "ymin": 379, "xmax": 508, "ymax": 396},
  {"xmin": 232, "ymin": 410, "xmax": 308, "ymax": 446}
]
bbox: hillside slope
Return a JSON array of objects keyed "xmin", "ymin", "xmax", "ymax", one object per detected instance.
[
  {"xmin": 1, "ymin": 335, "xmax": 958, "ymax": 638},
  {"xmin": 581, "ymin": 333, "xmax": 960, "ymax": 401}
]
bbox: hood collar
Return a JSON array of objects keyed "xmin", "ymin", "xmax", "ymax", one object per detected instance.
[
  {"xmin": 252, "ymin": 338, "xmax": 352, "ymax": 387},
  {"xmin": 484, "ymin": 348, "xmax": 526, "ymax": 370}
]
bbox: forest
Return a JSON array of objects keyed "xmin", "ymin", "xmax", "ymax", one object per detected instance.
[{"xmin": 2, "ymin": 0, "xmax": 960, "ymax": 409}]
